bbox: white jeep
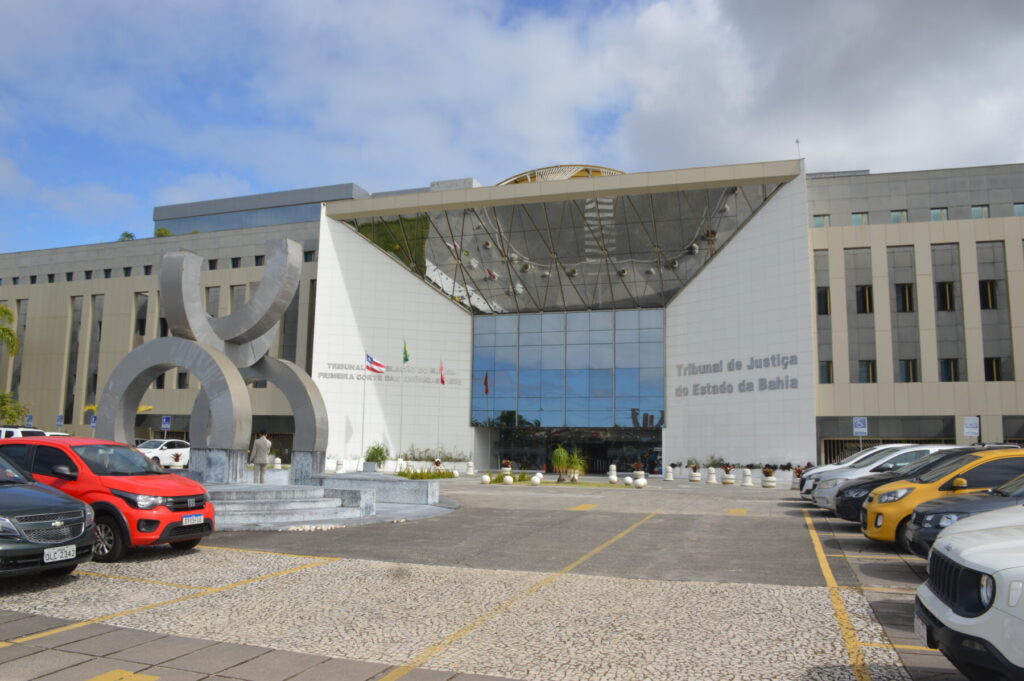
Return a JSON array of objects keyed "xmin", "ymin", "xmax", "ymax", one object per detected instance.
[{"xmin": 916, "ymin": 515, "xmax": 1024, "ymax": 680}]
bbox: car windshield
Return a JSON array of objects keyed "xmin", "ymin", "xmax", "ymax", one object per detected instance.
[
  {"xmin": 997, "ymin": 473, "xmax": 1024, "ymax": 497},
  {"xmin": 74, "ymin": 444, "xmax": 166, "ymax": 476},
  {"xmin": 913, "ymin": 453, "xmax": 981, "ymax": 484},
  {"xmin": 850, "ymin": 446, "xmax": 904, "ymax": 468},
  {"xmin": 0, "ymin": 451, "xmax": 29, "ymax": 484},
  {"xmin": 136, "ymin": 440, "xmax": 164, "ymax": 449},
  {"xmin": 838, "ymin": 447, "xmax": 878, "ymax": 465}
]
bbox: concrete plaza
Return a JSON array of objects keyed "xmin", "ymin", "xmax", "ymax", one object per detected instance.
[{"xmin": 0, "ymin": 476, "xmax": 963, "ymax": 680}]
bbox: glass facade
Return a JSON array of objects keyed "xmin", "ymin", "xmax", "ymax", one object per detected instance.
[
  {"xmin": 471, "ymin": 309, "xmax": 664, "ymax": 429},
  {"xmin": 156, "ymin": 203, "xmax": 322, "ymax": 235}
]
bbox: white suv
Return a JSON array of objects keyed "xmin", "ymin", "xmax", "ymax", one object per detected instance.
[
  {"xmin": 916, "ymin": 520, "xmax": 1024, "ymax": 679},
  {"xmin": 0, "ymin": 426, "xmax": 48, "ymax": 438}
]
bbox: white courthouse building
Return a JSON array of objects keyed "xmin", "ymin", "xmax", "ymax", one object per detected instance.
[{"xmin": 2, "ymin": 159, "xmax": 1024, "ymax": 469}]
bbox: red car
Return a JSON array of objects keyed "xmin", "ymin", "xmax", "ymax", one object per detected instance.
[{"xmin": 0, "ymin": 437, "xmax": 215, "ymax": 562}]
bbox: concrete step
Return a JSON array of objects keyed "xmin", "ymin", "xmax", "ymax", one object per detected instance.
[
  {"xmin": 215, "ymin": 505, "xmax": 362, "ymax": 527},
  {"xmin": 213, "ymin": 498, "xmax": 345, "ymax": 512},
  {"xmin": 206, "ymin": 484, "xmax": 326, "ymax": 501}
]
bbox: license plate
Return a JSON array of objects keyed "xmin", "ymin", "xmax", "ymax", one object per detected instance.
[
  {"xmin": 182, "ymin": 513, "xmax": 204, "ymax": 526},
  {"xmin": 43, "ymin": 545, "xmax": 76, "ymax": 563},
  {"xmin": 914, "ymin": 613, "xmax": 934, "ymax": 648}
]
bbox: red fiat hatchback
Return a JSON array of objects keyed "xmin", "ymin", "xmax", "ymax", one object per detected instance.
[{"xmin": 0, "ymin": 437, "xmax": 215, "ymax": 562}]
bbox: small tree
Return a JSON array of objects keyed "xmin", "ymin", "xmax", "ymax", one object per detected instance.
[
  {"xmin": 0, "ymin": 305, "xmax": 18, "ymax": 356},
  {"xmin": 567, "ymin": 447, "xmax": 586, "ymax": 482},
  {"xmin": 551, "ymin": 445, "xmax": 570, "ymax": 483},
  {"xmin": 154, "ymin": 227, "xmax": 173, "ymax": 238},
  {"xmin": 0, "ymin": 392, "xmax": 28, "ymax": 425},
  {"xmin": 365, "ymin": 442, "xmax": 389, "ymax": 464},
  {"xmin": 118, "ymin": 231, "xmax": 136, "ymax": 241}
]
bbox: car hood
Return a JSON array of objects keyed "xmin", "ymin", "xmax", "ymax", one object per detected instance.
[
  {"xmin": 0, "ymin": 482, "xmax": 86, "ymax": 514},
  {"xmin": 100, "ymin": 473, "xmax": 206, "ymax": 496},
  {"xmin": 837, "ymin": 471, "xmax": 901, "ymax": 493},
  {"xmin": 915, "ymin": 493, "xmax": 1019, "ymax": 516},
  {"xmin": 933, "ymin": 525, "xmax": 1024, "ymax": 575},
  {"xmin": 804, "ymin": 464, "xmax": 840, "ymax": 479},
  {"xmin": 936, "ymin": 505, "xmax": 1024, "ymax": 537}
]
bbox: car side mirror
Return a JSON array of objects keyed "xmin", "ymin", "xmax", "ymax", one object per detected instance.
[
  {"xmin": 951, "ymin": 477, "xmax": 968, "ymax": 489},
  {"xmin": 873, "ymin": 463, "xmax": 895, "ymax": 472},
  {"xmin": 51, "ymin": 465, "xmax": 77, "ymax": 480}
]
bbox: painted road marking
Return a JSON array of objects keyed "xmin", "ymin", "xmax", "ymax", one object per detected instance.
[
  {"xmin": 86, "ymin": 671, "xmax": 160, "ymax": 681},
  {"xmin": 378, "ymin": 511, "xmax": 662, "ymax": 681},
  {"xmin": 803, "ymin": 510, "xmax": 871, "ymax": 681},
  {"xmin": 7, "ymin": 558, "xmax": 340, "ymax": 645},
  {"xmin": 825, "ymin": 553, "xmax": 926, "ymax": 562},
  {"xmin": 569, "ymin": 504, "xmax": 597, "ymax": 511},
  {"xmin": 726, "ymin": 508, "xmax": 748, "ymax": 516},
  {"xmin": 860, "ymin": 641, "xmax": 938, "ymax": 653}
]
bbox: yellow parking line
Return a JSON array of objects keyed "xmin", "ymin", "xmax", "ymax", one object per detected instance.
[
  {"xmin": 86, "ymin": 671, "xmax": 160, "ymax": 681},
  {"xmin": 825, "ymin": 553, "xmax": 926, "ymax": 562},
  {"xmin": 77, "ymin": 571, "xmax": 205, "ymax": 590},
  {"xmin": 377, "ymin": 511, "xmax": 661, "ymax": 681},
  {"xmin": 726, "ymin": 508, "xmax": 748, "ymax": 516},
  {"xmin": 198, "ymin": 545, "xmax": 336, "ymax": 560},
  {"xmin": 803, "ymin": 510, "xmax": 871, "ymax": 681},
  {"xmin": 569, "ymin": 504, "xmax": 597, "ymax": 511},
  {"xmin": 9, "ymin": 558, "xmax": 340, "ymax": 645},
  {"xmin": 860, "ymin": 641, "xmax": 938, "ymax": 653}
]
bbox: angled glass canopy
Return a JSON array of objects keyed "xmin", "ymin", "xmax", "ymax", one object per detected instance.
[{"xmin": 345, "ymin": 171, "xmax": 787, "ymax": 314}]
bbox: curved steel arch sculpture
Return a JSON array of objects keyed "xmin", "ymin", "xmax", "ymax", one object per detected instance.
[{"xmin": 96, "ymin": 238, "xmax": 328, "ymax": 484}]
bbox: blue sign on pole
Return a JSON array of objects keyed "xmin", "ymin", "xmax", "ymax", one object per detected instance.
[
  {"xmin": 161, "ymin": 416, "xmax": 171, "ymax": 432},
  {"xmin": 852, "ymin": 417, "xmax": 868, "ymax": 437},
  {"xmin": 25, "ymin": 414, "xmax": 33, "ymax": 428},
  {"xmin": 89, "ymin": 414, "xmax": 97, "ymax": 430},
  {"xmin": 56, "ymin": 414, "xmax": 64, "ymax": 428}
]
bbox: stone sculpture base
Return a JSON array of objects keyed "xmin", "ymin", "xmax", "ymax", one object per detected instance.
[
  {"xmin": 290, "ymin": 451, "xmax": 326, "ymax": 486},
  {"xmin": 190, "ymin": 448, "xmax": 249, "ymax": 484}
]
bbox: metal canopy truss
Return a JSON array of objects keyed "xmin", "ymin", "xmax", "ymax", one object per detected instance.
[{"xmin": 346, "ymin": 181, "xmax": 786, "ymax": 314}]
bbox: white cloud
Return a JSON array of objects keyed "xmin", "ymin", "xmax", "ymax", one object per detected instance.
[
  {"xmin": 0, "ymin": 155, "xmax": 136, "ymax": 218},
  {"xmin": 154, "ymin": 172, "xmax": 255, "ymax": 207}
]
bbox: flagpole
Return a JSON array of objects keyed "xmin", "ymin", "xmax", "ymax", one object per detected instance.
[
  {"xmin": 360, "ymin": 370, "xmax": 366, "ymax": 462},
  {"xmin": 436, "ymin": 360, "xmax": 441, "ymax": 454},
  {"xmin": 399, "ymin": 366, "xmax": 405, "ymax": 461}
]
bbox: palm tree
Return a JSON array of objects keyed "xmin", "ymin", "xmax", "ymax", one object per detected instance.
[{"xmin": 0, "ymin": 305, "xmax": 17, "ymax": 356}]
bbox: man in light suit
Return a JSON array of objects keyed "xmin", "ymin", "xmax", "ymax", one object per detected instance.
[{"xmin": 250, "ymin": 431, "xmax": 272, "ymax": 484}]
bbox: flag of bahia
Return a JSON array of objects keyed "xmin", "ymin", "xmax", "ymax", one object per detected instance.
[{"xmin": 365, "ymin": 354, "xmax": 386, "ymax": 374}]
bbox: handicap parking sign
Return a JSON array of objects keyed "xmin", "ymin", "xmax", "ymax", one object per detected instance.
[
  {"xmin": 852, "ymin": 417, "xmax": 868, "ymax": 436},
  {"xmin": 90, "ymin": 413, "xmax": 97, "ymax": 429},
  {"xmin": 161, "ymin": 415, "xmax": 171, "ymax": 431},
  {"xmin": 56, "ymin": 414, "xmax": 64, "ymax": 428}
]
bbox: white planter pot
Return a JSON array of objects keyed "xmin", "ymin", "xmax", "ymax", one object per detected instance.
[
  {"xmin": 762, "ymin": 475, "xmax": 777, "ymax": 488},
  {"xmin": 689, "ymin": 470, "xmax": 701, "ymax": 482},
  {"xmin": 722, "ymin": 472, "xmax": 736, "ymax": 485},
  {"xmin": 500, "ymin": 467, "xmax": 512, "ymax": 475},
  {"xmin": 633, "ymin": 471, "xmax": 646, "ymax": 479}
]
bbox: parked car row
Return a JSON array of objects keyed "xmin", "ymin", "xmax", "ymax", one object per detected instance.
[
  {"xmin": 797, "ymin": 442, "xmax": 1024, "ymax": 680},
  {"xmin": 0, "ymin": 436, "xmax": 214, "ymax": 579}
]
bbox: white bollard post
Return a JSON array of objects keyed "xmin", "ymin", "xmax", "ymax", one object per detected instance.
[
  {"xmin": 623, "ymin": 475, "xmax": 633, "ymax": 486},
  {"xmin": 741, "ymin": 468, "xmax": 754, "ymax": 487},
  {"xmin": 608, "ymin": 473, "xmax": 618, "ymax": 484},
  {"xmin": 706, "ymin": 467, "xmax": 719, "ymax": 484},
  {"xmin": 664, "ymin": 466, "xmax": 674, "ymax": 481},
  {"xmin": 467, "ymin": 461, "xmax": 475, "ymax": 476},
  {"xmin": 790, "ymin": 473, "xmax": 801, "ymax": 490},
  {"xmin": 273, "ymin": 456, "xmax": 282, "ymax": 470},
  {"xmin": 481, "ymin": 474, "xmax": 491, "ymax": 484}
]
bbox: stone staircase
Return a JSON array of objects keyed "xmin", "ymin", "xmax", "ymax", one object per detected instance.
[{"xmin": 207, "ymin": 484, "xmax": 370, "ymax": 531}]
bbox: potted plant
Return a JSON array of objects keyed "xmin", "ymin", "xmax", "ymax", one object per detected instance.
[
  {"xmin": 567, "ymin": 448, "xmax": 586, "ymax": 483},
  {"xmin": 551, "ymin": 446, "xmax": 569, "ymax": 483},
  {"xmin": 364, "ymin": 442, "xmax": 389, "ymax": 473},
  {"xmin": 687, "ymin": 458, "xmax": 701, "ymax": 482},
  {"xmin": 761, "ymin": 465, "xmax": 778, "ymax": 488},
  {"xmin": 721, "ymin": 463, "xmax": 736, "ymax": 485},
  {"xmin": 631, "ymin": 461, "xmax": 646, "ymax": 480},
  {"xmin": 500, "ymin": 459, "xmax": 513, "ymax": 475}
]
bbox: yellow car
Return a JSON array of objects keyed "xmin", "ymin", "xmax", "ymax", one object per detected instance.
[{"xmin": 861, "ymin": 448, "xmax": 1024, "ymax": 548}]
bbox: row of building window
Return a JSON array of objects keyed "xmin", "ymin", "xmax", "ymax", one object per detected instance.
[
  {"xmin": 146, "ymin": 371, "xmax": 267, "ymax": 390},
  {"xmin": 0, "ymin": 251, "xmax": 316, "ymax": 287},
  {"xmin": 813, "ymin": 203, "xmax": 1024, "ymax": 228},
  {"xmin": 816, "ymin": 280, "xmax": 1000, "ymax": 315},
  {"xmin": 819, "ymin": 357, "xmax": 1007, "ymax": 384}
]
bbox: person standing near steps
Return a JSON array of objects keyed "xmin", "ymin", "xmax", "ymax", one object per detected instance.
[{"xmin": 250, "ymin": 431, "xmax": 272, "ymax": 483}]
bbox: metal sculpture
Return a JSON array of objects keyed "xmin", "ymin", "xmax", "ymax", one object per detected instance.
[{"xmin": 96, "ymin": 238, "xmax": 328, "ymax": 484}]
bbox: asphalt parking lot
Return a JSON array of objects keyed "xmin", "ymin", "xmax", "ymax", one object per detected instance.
[{"xmin": 0, "ymin": 476, "xmax": 965, "ymax": 681}]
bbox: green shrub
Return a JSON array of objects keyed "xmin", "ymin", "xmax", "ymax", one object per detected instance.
[
  {"xmin": 365, "ymin": 442, "xmax": 389, "ymax": 464},
  {"xmin": 567, "ymin": 447, "xmax": 587, "ymax": 475},
  {"xmin": 397, "ymin": 469, "xmax": 455, "ymax": 479},
  {"xmin": 705, "ymin": 455, "xmax": 727, "ymax": 468},
  {"xmin": 551, "ymin": 445, "xmax": 569, "ymax": 477}
]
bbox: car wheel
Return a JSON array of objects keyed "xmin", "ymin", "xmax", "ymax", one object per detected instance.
[
  {"xmin": 169, "ymin": 538, "xmax": 201, "ymax": 552},
  {"xmin": 93, "ymin": 514, "xmax": 126, "ymax": 562},
  {"xmin": 151, "ymin": 456, "xmax": 162, "ymax": 467},
  {"xmin": 41, "ymin": 564, "xmax": 77, "ymax": 577},
  {"xmin": 896, "ymin": 518, "xmax": 912, "ymax": 554}
]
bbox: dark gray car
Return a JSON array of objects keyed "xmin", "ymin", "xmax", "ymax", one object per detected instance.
[
  {"xmin": 0, "ymin": 450, "xmax": 95, "ymax": 577},
  {"xmin": 906, "ymin": 472, "xmax": 1024, "ymax": 558}
]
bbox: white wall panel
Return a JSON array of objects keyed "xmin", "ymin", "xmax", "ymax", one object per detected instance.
[
  {"xmin": 312, "ymin": 216, "xmax": 474, "ymax": 462},
  {"xmin": 664, "ymin": 176, "xmax": 814, "ymax": 465}
]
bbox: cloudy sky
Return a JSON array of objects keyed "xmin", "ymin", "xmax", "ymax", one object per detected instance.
[{"xmin": 1, "ymin": 0, "xmax": 1022, "ymax": 252}]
